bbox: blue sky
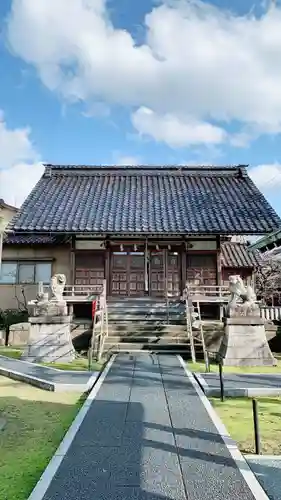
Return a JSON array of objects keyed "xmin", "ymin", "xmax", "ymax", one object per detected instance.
[{"xmin": 0, "ymin": 0, "xmax": 281, "ymax": 214}]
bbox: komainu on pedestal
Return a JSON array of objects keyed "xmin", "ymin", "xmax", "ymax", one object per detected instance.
[
  {"xmin": 21, "ymin": 274, "xmax": 75, "ymax": 364},
  {"xmin": 219, "ymin": 275, "xmax": 277, "ymax": 366}
]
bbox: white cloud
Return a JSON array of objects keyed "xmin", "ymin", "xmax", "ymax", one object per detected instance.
[
  {"xmin": 249, "ymin": 163, "xmax": 281, "ymax": 191},
  {"xmin": 0, "ymin": 113, "xmax": 43, "ymax": 206},
  {"xmin": 6, "ymin": 0, "xmax": 281, "ymax": 147},
  {"xmin": 116, "ymin": 155, "xmax": 140, "ymax": 165},
  {"xmin": 132, "ymin": 107, "xmax": 227, "ymax": 147}
]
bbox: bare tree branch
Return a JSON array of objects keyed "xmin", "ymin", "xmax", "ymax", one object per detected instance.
[{"xmin": 255, "ymin": 256, "xmax": 281, "ymax": 305}]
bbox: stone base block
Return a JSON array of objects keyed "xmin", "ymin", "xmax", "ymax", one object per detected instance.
[
  {"xmin": 22, "ymin": 317, "xmax": 75, "ymax": 363},
  {"xmin": 0, "ymin": 330, "xmax": 5, "ymax": 346},
  {"xmin": 28, "ymin": 301, "xmax": 68, "ymax": 318},
  {"xmin": 219, "ymin": 317, "xmax": 277, "ymax": 367},
  {"xmin": 8, "ymin": 323, "xmax": 29, "ymax": 346}
]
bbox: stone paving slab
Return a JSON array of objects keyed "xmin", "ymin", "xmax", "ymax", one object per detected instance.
[
  {"xmin": 195, "ymin": 371, "xmax": 281, "ymax": 397},
  {"xmin": 34, "ymin": 353, "xmax": 267, "ymax": 500},
  {"xmin": 245, "ymin": 456, "xmax": 281, "ymax": 500},
  {"xmin": 0, "ymin": 354, "xmax": 98, "ymax": 392}
]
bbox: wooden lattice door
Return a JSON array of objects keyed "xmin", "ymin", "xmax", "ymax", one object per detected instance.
[
  {"xmin": 167, "ymin": 252, "xmax": 180, "ymax": 296},
  {"xmin": 111, "ymin": 252, "xmax": 145, "ymax": 296},
  {"xmin": 150, "ymin": 251, "xmax": 165, "ymax": 297},
  {"xmin": 75, "ymin": 252, "xmax": 105, "ymax": 286},
  {"xmin": 111, "ymin": 252, "xmax": 128, "ymax": 296},
  {"xmin": 128, "ymin": 253, "xmax": 145, "ymax": 296},
  {"xmin": 186, "ymin": 254, "xmax": 217, "ymax": 287}
]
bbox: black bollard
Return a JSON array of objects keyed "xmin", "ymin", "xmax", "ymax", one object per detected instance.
[
  {"xmin": 252, "ymin": 399, "xmax": 261, "ymax": 455},
  {"xmin": 219, "ymin": 362, "xmax": 224, "ymax": 402}
]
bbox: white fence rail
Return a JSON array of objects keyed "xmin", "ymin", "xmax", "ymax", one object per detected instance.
[
  {"xmin": 260, "ymin": 306, "xmax": 281, "ymax": 322},
  {"xmin": 185, "ymin": 284, "xmax": 230, "ymax": 303},
  {"xmin": 38, "ymin": 281, "xmax": 105, "ymax": 303}
]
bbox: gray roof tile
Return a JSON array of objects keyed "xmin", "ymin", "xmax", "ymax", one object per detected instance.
[
  {"xmin": 8, "ymin": 165, "xmax": 281, "ymax": 234},
  {"xmin": 221, "ymin": 242, "xmax": 261, "ymax": 268}
]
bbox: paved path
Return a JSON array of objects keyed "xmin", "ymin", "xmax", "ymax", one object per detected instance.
[
  {"xmin": 0, "ymin": 355, "xmax": 98, "ymax": 391},
  {"xmin": 245, "ymin": 456, "xmax": 281, "ymax": 500},
  {"xmin": 33, "ymin": 353, "xmax": 267, "ymax": 500},
  {"xmin": 196, "ymin": 372, "xmax": 281, "ymax": 397}
]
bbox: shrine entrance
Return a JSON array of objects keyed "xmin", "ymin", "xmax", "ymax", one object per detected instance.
[
  {"xmin": 110, "ymin": 251, "xmax": 145, "ymax": 296},
  {"xmin": 149, "ymin": 250, "xmax": 180, "ymax": 297},
  {"xmin": 110, "ymin": 248, "xmax": 181, "ymax": 298}
]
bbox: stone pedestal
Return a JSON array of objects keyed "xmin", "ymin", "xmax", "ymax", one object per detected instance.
[
  {"xmin": 219, "ymin": 316, "xmax": 277, "ymax": 366},
  {"xmin": 0, "ymin": 330, "xmax": 5, "ymax": 346},
  {"xmin": 8, "ymin": 323, "xmax": 30, "ymax": 346},
  {"xmin": 21, "ymin": 316, "xmax": 75, "ymax": 363}
]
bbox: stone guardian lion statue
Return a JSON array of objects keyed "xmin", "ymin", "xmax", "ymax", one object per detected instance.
[
  {"xmin": 50, "ymin": 274, "xmax": 66, "ymax": 302},
  {"xmin": 226, "ymin": 275, "xmax": 259, "ymax": 317}
]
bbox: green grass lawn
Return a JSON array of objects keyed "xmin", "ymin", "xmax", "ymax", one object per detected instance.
[
  {"xmin": 42, "ymin": 357, "xmax": 104, "ymax": 372},
  {"xmin": 0, "ymin": 347, "xmax": 22, "ymax": 359},
  {"xmin": 0, "ymin": 376, "xmax": 85, "ymax": 500},
  {"xmin": 211, "ymin": 397, "xmax": 281, "ymax": 455},
  {"xmin": 188, "ymin": 355, "xmax": 281, "ymax": 374},
  {"xmin": 0, "ymin": 346, "xmax": 104, "ymax": 372}
]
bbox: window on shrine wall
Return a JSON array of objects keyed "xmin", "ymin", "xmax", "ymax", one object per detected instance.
[{"xmin": 0, "ymin": 261, "xmax": 52, "ymax": 284}]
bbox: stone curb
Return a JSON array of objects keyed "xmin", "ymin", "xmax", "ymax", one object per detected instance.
[
  {"xmin": 193, "ymin": 373, "xmax": 281, "ymax": 398},
  {"xmin": 0, "ymin": 362, "xmax": 99, "ymax": 392},
  {"xmin": 27, "ymin": 354, "xmax": 116, "ymax": 500},
  {"xmin": 178, "ymin": 356, "xmax": 270, "ymax": 500}
]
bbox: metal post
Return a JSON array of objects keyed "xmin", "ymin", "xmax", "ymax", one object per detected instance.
[
  {"xmin": 219, "ymin": 362, "xmax": 224, "ymax": 402},
  {"xmin": 252, "ymin": 399, "xmax": 261, "ymax": 455}
]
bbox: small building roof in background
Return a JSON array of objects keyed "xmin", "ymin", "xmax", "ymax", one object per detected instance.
[
  {"xmin": 221, "ymin": 242, "xmax": 261, "ymax": 268},
  {"xmin": 0, "ymin": 199, "xmax": 18, "ymax": 212},
  {"xmin": 249, "ymin": 228, "xmax": 281, "ymax": 253},
  {"xmin": 3, "ymin": 234, "xmax": 70, "ymax": 245},
  {"xmin": 7, "ymin": 164, "xmax": 281, "ymax": 235}
]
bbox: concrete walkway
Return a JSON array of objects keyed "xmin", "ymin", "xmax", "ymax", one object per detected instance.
[
  {"xmin": 30, "ymin": 354, "xmax": 269, "ymax": 500},
  {"xmin": 0, "ymin": 355, "xmax": 98, "ymax": 391},
  {"xmin": 195, "ymin": 371, "xmax": 281, "ymax": 397}
]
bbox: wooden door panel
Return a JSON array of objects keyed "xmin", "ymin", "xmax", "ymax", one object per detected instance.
[
  {"xmin": 167, "ymin": 252, "xmax": 180, "ymax": 296},
  {"xmin": 110, "ymin": 252, "xmax": 145, "ymax": 296},
  {"xmin": 128, "ymin": 254, "xmax": 145, "ymax": 296},
  {"xmin": 150, "ymin": 252, "xmax": 165, "ymax": 296},
  {"xmin": 75, "ymin": 252, "xmax": 105, "ymax": 286},
  {"xmin": 186, "ymin": 254, "xmax": 216, "ymax": 286}
]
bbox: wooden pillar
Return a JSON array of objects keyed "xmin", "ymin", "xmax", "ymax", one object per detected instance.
[
  {"xmin": 70, "ymin": 235, "xmax": 75, "ymax": 284},
  {"xmin": 105, "ymin": 239, "xmax": 110, "ymax": 296},
  {"xmin": 181, "ymin": 241, "xmax": 187, "ymax": 295},
  {"xmin": 216, "ymin": 235, "xmax": 223, "ymax": 320}
]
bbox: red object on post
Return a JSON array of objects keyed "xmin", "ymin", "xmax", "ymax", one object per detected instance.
[{"xmin": 92, "ymin": 300, "xmax": 97, "ymax": 320}]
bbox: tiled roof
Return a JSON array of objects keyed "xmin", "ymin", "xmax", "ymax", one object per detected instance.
[
  {"xmin": 0, "ymin": 199, "xmax": 18, "ymax": 211},
  {"xmin": 249, "ymin": 229, "xmax": 281, "ymax": 252},
  {"xmin": 8, "ymin": 165, "xmax": 281, "ymax": 235},
  {"xmin": 3, "ymin": 234, "xmax": 69, "ymax": 245},
  {"xmin": 221, "ymin": 242, "xmax": 261, "ymax": 268}
]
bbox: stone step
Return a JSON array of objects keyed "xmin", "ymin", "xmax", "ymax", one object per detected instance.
[
  {"xmin": 105, "ymin": 335, "xmax": 202, "ymax": 344},
  {"xmin": 102, "ymin": 342, "xmax": 195, "ymax": 353},
  {"xmin": 107, "ymin": 304, "xmax": 185, "ymax": 311},
  {"xmin": 107, "ymin": 315, "xmax": 185, "ymax": 323},
  {"xmin": 107, "ymin": 323, "xmax": 187, "ymax": 333}
]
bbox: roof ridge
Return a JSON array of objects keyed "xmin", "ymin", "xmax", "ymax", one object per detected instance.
[{"xmin": 44, "ymin": 163, "xmax": 248, "ymax": 170}]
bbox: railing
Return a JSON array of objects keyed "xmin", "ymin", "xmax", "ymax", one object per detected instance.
[
  {"xmin": 185, "ymin": 284, "xmax": 229, "ymax": 302},
  {"xmin": 38, "ymin": 283, "xmax": 105, "ymax": 301},
  {"xmin": 88, "ymin": 280, "xmax": 109, "ymax": 367},
  {"xmin": 260, "ymin": 306, "xmax": 281, "ymax": 322}
]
